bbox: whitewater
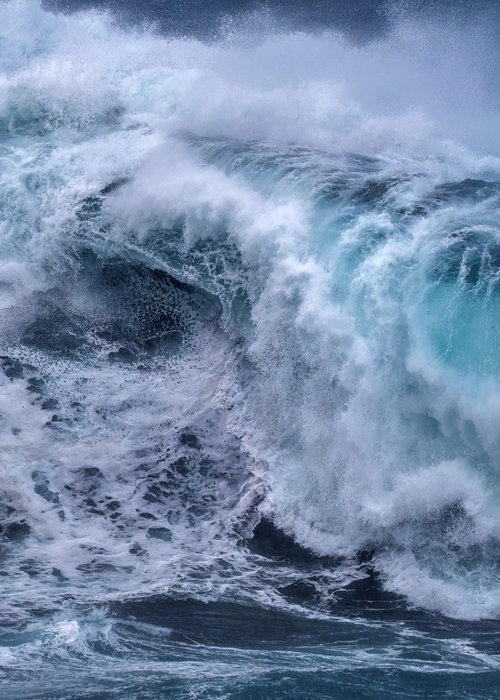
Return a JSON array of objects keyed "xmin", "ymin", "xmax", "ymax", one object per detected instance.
[{"xmin": 1, "ymin": 1, "xmax": 500, "ymax": 697}]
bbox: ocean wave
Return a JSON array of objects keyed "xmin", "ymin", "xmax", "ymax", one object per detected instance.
[{"xmin": 1, "ymin": 0, "xmax": 500, "ymax": 632}]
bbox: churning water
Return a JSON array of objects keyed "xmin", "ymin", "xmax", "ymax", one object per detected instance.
[{"xmin": 1, "ymin": 1, "xmax": 500, "ymax": 697}]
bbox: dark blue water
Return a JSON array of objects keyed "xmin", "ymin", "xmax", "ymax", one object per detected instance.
[{"xmin": 1, "ymin": 1, "xmax": 500, "ymax": 697}]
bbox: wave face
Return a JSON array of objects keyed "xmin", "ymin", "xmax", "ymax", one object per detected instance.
[{"xmin": 1, "ymin": 1, "xmax": 500, "ymax": 697}]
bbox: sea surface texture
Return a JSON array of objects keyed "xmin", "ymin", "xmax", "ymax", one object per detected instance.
[{"xmin": 1, "ymin": 1, "xmax": 500, "ymax": 697}]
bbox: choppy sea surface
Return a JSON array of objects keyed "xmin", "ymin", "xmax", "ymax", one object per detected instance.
[{"xmin": 1, "ymin": 1, "xmax": 500, "ymax": 697}]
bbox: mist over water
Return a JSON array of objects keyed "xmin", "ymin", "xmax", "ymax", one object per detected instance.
[{"xmin": 1, "ymin": 0, "xmax": 500, "ymax": 697}]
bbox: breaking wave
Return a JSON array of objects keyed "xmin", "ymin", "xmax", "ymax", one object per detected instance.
[{"xmin": 1, "ymin": 2, "xmax": 500, "ymax": 658}]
